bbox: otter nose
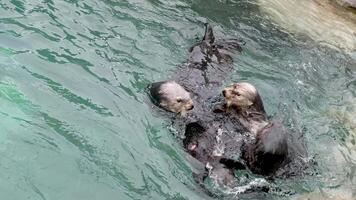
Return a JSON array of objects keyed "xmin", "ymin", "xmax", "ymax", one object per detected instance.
[
  {"xmin": 222, "ymin": 90, "xmax": 226, "ymax": 97},
  {"xmin": 188, "ymin": 105, "xmax": 194, "ymax": 110}
]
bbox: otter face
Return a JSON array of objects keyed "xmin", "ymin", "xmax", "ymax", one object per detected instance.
[
  {"xmin": 222, "ymin": 82, "xmax": 258, "ymax": 109},
  {"xmin": 150, "ymin": 81, "xmax": 194, "ymax": 116}
]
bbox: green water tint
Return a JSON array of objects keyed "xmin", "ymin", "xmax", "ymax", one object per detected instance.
[
  {"xmin": 0, "ymin": 0, "xmax": 355, "ymax": 199},
  {"xmin": 0, "ymin": 47, "xmax": 14, "ymax": 56},
  {"xmin": 0, "ymin": 81, "xmax": 38, "ymax": 121}
]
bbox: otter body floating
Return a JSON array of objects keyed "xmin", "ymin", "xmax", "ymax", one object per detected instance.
[
  {"xmin": 148, "ymin": 23, "xmax": 307, "ymax": 196},
  {"xmin": 222, "ymin": 82, "xmax": 307, "ymax": 176},
  {"xmin": 149, "ymin": 23, "xmax": 300, "ymax": 195},
  {"xmin": 148, "ymin": 23, "xmax": 246, "ymax": 193},
  {"xmin": 149, "ymin": 23, "xmax": 242, "ymax": 116}
]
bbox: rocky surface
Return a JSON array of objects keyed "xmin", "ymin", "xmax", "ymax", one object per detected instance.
[{"xmin": 337, "ymin": 0, "xmax": 356, "ymax": 8}]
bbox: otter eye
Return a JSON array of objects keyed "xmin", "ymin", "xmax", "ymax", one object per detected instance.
[
  {"xmin": 176, "ymin": 98, "xmax": 183, "ymax": 103},
  {"xmin": 233, "ymin": 91, "xmax": 241, "ymax": 96}
]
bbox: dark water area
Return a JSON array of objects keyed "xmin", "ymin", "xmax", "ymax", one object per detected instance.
[{"xmin": 0, "ymin": 0, "xmax": 355, "ymax": 199}]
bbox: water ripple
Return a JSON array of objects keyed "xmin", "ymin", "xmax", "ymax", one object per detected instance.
[{"xmin": 0, "ymin": 0, "xmax": 355, "ymax": 199}]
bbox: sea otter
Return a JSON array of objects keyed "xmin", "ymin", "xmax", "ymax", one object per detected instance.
[
  {"xmin": 148, "ymin": 23, "xmax": 310, "ymax": 196},
  {"xmin": 221, "ymin": 82, "xmax": 302, "ymax": 175},
  {"xmin": 149, "ymin": 23, "xmax": 247, "ymax": 191},
  {"xmin": 149, "ymin": 23, "xmax": 309, "ymax": 196}
]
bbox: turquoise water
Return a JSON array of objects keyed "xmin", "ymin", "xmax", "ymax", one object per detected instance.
[{"xmin": 0, "ymin": 0, "xmax": 355, "ymax": 199}]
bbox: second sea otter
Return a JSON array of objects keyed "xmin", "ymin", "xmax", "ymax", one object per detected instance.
[{"xmin": 221, "ymin": 82, "xmax": 307, "ymax": 176}]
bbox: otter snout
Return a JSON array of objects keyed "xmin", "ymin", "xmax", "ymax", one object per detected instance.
[
  {"xmin": 222, "ymin": 89, "xmax": 227, "ymax": 97},
  {"xmin": 222, "ymin": 86, "xmax": 234, "ymax": 108},
  {"xmin": 183, "ymin": 99, "xmax": 194, "ymax": 113}
]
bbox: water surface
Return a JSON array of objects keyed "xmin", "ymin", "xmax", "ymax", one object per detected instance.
[{"xmin": 0, "ymin": 0, "xmax": 355, "ymax": 199}]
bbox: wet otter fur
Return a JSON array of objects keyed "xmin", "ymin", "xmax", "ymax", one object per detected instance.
[
  {"xmin": 222, "ymin": 82, "xmax": 268, "ymax": 135},
  {"xmin": 222, "ymin": 82, "xmax": 294, "ymax": 175},
  {"xmin": 148, "ymin": 24, "xmax": 241, "ymax": 116},
  {"xmin": 149, "ymin": 23, "xmax": 247, "ymax": 192},
  {"xmin": 149, "ymin": 81, "xmax": 194, "ymax": 116},
  {"xmin": 149, "ymin": 24, "xmax": 308, "ymax": 196}
]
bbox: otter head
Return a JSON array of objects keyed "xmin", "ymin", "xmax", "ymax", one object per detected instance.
[
  {"xmin": 150, "ymin": 81, "xmax": 194, "ymax": 116},
  {"xmin": 222, "ymin": 82, "xmax": 265, "ymax": 114}
]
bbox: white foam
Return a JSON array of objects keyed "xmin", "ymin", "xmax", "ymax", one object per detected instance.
[
  {"xmin": 213, "ymin": 128, "xmax": 225, "ymax": 156},
  {"xmin": 224, "ymin": 178, "xmax": 269, "ymax": 196}
]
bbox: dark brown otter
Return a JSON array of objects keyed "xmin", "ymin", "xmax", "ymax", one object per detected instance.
[
  {"xmin": 149, "ymin": 23, "xmax": 310, "ymax": 197},
  {"xmin": 244, "ymin": 122, "xmax": 289, "ymax": 175},
  {"xmin": 149, "ymin": 23, "xmax": 247, "ymax": 193},
  {"xmin": 149, "ymin": 24, "xmax": 308, "ymax": 196},
  {"xmin": 221, "ymin": 82, "xmax": 289, "ymax": 175}
]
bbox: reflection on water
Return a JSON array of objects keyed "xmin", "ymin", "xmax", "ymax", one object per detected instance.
[
  {"xmin": 257, "ymin": 0, "xmax": 356, "ymax": 53},
  {"xmin": 292, "ymin": 188, "xmax": 354, "ymax": 200},
  {"xmin": 329, "ymin": 101, "xmax": 356, "ymax": 150},
  {"xmin": 0, "ymin": 0, "xmax": 355, "ymax": 199}
]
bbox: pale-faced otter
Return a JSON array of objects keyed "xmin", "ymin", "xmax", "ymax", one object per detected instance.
[
  {"xmin": 149, "ymin": 81, "xmax": 194, "ymax": 116},
  {"xmin": 221, "ymin": 82, "xmax": 290, "ymax": 175},
  {"xmin": 222, "ymin": 82, "xmax": 268, "ymax": 135}
]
